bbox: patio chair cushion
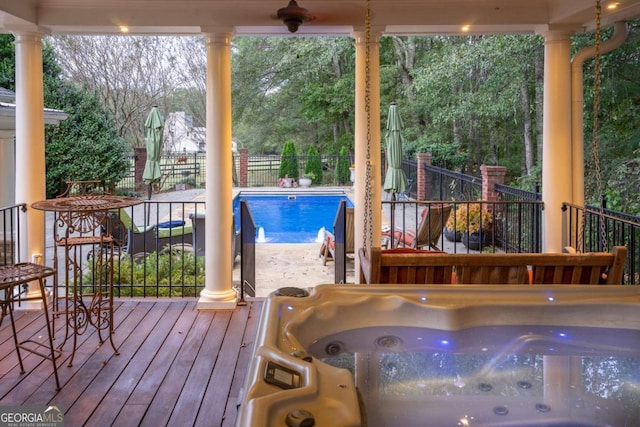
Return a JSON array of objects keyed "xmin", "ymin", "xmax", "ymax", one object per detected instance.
[
  {"xmin": 158, "ymin": 220, "xmax": 186, "ymax": 228},
  {"xmin": 157, "ymin": 224, "xmax": 192, "ymax": 239}
]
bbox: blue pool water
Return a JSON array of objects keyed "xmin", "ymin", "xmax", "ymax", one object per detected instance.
[{"xmin": 233, "ymin": 192, "xmax": 353, "ymax": 243}]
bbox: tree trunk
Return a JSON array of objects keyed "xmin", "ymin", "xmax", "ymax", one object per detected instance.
[
  {"xmin": 391, "ymin": 36, "xmax": 417, "ymax": 104},
  {"xmin": 521, "ymin": 79, "xmax": 534, "ymax": 176},
  {"xmin": 534, "ymin": 44, "xmax": 544, "ymax": 166}
]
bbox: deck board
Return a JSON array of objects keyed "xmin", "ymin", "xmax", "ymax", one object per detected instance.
[
  {"xmin": 0, "ymin": 298, "xmax": 263, "ymax": 426},
  {"xmin": 194, "ymin": 304, "xmax": 253, "ymax": 426}
]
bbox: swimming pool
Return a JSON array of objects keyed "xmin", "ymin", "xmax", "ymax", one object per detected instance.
[{"xmin": 233, "ymin": 192, "xmax": 354, "ymax": 243}]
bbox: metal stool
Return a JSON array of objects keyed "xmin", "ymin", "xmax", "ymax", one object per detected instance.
[{"xmin": 0, "ymin": 263, "xmax": 60, "ymax": 390}]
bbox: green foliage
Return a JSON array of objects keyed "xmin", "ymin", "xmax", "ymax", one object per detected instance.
[
  {"xmin": 304, "ymin": 145, "xmax": 323, "ymax": 183},
  {"xmin": 0, "ymin": 35, "xmax": 16, "ymax": 90},
  {"xmin": 44, "ymin": 82, "xmax": 130, "ymax": 197},
  {"xmin": 278, "ymin": 140, "xmax": 299, "ymax": 179},
  {"xmin": 336, "ymin": 145, "xmax": 351, "ymax": 184},
  {"xmin": 603, "ymin": 158, "xmax": 640, "ymax": 216},
  {"xmin": 0, "ymin": 35, "xmax": 129, "ymax": 198},
  {"xmin": 85, "ymin": 251, "xmax": 205, "ymax": 297},
  {"xmin": 232, "ymin": 37, "xmax": 355, "ymax": 155}
]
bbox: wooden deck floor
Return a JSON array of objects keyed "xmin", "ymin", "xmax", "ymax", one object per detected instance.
[{"xmin": 0, "ymin": 299, "xmax": 264, "ymax": 426}]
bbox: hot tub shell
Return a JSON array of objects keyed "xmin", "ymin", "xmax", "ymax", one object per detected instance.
[{"xmin": 236, "ymin": 284, "xmax": 640, "ymax": 427}]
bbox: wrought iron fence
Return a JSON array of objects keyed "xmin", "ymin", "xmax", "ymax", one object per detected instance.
[
  {"xmin": 422, "ymin": 164, "xmax": 483, "ymax": 201},
  {"xmin": 5, "ymin": 162, "xmax": 638, "ymax": 299},
  {"xmin": 241, "ymin": 154, "xmax": 353, "ymax": 187},
  {"xmin": 563, "ymin": 202, "xmax": 640, "ymax": 285},
  {"xmin": 0, "ymin": 203, "xmax": 26, "ymax": 266},
  {"xmin": 383, "ymin": 200, "xmax": 543, "ymax": 254},
  {"xmin": 116, "ymin": 153, "xmax": 354, "ymax": 192},
  {"xmin": 116, "ymin": 152, "xmax": 206, "ymax": 195}
]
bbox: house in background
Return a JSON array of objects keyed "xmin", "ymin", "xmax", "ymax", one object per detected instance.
[
  {"xmin": 163, "ymin": 111, "xmax": 205, "ymax": 153},
  {"xmin": 162, "ymin": 111, "xmax": 238, "ymax": 154}
]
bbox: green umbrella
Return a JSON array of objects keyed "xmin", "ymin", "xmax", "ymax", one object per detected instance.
[
  {"xmin": 142, "ymin": 106, "xmax": 164, "ymax": 199},
  {"xmin": 383, "ymin": 102, "xmax": 409, "ymax": 198}
]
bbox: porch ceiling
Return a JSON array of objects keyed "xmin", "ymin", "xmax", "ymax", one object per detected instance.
[{"xmin": 1, "ymin": 0, "xmax": 640, "ymax": 36}]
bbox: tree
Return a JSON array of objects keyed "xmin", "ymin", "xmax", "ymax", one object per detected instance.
[
  {"xmin": 278, "ymin": 140, "xmax": 299, "ymax": 179},
  {"xmin": 0, "ymin": 34, "xmax": 129, "ymax": 198},
  {"xmin": 304, "ymin": 145, "xmax": 323, "ymax": 184},
  {"xmin": 336, "ymin": 145, "xmax": 351, "ymax": 185},
  {"xmin": 232, "ymin": 37, "xmax": 355, "ymax": 155},
  {"xmin": 44, "ymin": 81, "xmax": 130, "ymax": 198},
  {"xmin": 48, "ymin": 35, "xmax": 187, "ymax": 149}
]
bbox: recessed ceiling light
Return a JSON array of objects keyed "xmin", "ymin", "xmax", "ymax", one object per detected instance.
[{"xmin": 607, "ymin": 2, "xmax": 620, "ymax": 10}]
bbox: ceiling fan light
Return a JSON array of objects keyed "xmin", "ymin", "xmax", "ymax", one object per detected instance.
[{"xmin": 277, "ymin": 0, "xmax": 311, "ymax": 33}]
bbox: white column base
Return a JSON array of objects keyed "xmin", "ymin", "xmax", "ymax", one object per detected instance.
[
  {"xmin": 13, "ymin": 285, "xmax": 48, "ymax": 310},
  {"xmin": 197, "ymin": 287, "xmax": 237, "ymax": 310}
]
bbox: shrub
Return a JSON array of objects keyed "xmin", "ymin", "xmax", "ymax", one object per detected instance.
[
  {"xmin": 84, "ymin": 251, "xmax": 205, "ymax": 297},
  {"xmin": 278, "ymin": 140, "xmax": 299, "ymax": 180},
  {"xmin": 304, "ymin": 145, "xmax": 323, "ymax": 183},
  {"xmin": 336, "ymin": 145, "xmax": 351, "ymax": 185},
  {"xmin": 454, "ymin": 202, "xmax": 493, "ymax": 234}
]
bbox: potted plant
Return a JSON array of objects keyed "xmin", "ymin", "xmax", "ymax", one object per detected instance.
[
  {"xmin": 298, "ymin": 171, "xmax": 314, "ymax": 188},
  {"xmin": 444, "ymin": 209, "xmax": 462, "ymax": 242},
  {"xmin": 454, "ymin": 202, "xmax": 493, "ymax": 250}
]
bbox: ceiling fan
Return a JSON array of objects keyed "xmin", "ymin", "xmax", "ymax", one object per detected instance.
[{"xmin": 276, "ymin": 0, "xmax": 314, "ymax": 33}]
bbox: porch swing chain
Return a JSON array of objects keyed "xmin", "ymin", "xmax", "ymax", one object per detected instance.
[
  {"xmin": 579, "ymin": 0, "xmax": 608, "ymax": 252},
  {"xmin": 363, "ymin": 0, "xmax": 373, "ymax": 252}
]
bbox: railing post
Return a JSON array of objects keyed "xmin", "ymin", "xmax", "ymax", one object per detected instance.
[
  {"xmin": 134, "ymin": 147, "xmax": 146, "ymax": 193},
  {"xmin": 239, "ymin": 148, "xmax": 249, "ymax": 187},
  {"xmin": 416, "ymin": 153, "xmax": 431, "ymax": 201}
]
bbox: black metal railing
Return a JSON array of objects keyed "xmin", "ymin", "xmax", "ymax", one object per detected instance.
[
  {"xmin": 333, "ymin": 199, "xmax": 348, "ymax": 284},
  {"xmin": 242, "ymin": 154, "xmax": 353, "ymax": 187},
  {"xmin": 239, "ymin": 199, "xmax": 256, "ymax": 301},
  {"xmin": 0, "ymin": 203, "xmax": 26, "ymax": 266},
  {"xmin": 563, "ymin": 202, "xmax": 640, "ymax": 285},
  {"xmin": 116, "ymin": 153, "xmax": 355, "ymax": 193},
  {"xmin": 6, "ymin": 171, "xmax": 638, "ymax": 298},
  {"xmin": 116, "ymin": 152, "xmax": 206, "ymax": 194},
  {"xmin": 383, "ymin": 200, "xmax": 544, "ymax": 254},
  {"xmin": 45, "ymin": 200, "xmax": 207, "ymax": 298},
  {"xmin": 422, "ymin": 164, "xmax": 483, "ymax": 201}
]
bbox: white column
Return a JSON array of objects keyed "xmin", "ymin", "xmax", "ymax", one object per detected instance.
[
  {"xmin": 198, "ymin": 32, "xmax": 237, "ymax": 310},
  {"xmin": 353, "ymin": 29, "xmax": 382, "ymax": 282},
  {"xmin": 14, "ymin": 32, "xmax": 47, "ymax": 307},
  {"xmin": 541, "ymin": 30, "xmax": 572, "ymax": 253}
]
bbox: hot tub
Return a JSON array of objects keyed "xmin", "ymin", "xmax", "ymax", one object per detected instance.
[{"xmin": 236, "ymin": 285, "xmax": 640, "ymax": 427}]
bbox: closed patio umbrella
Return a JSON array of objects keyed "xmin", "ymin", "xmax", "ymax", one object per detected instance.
[
  {"xmin": 383, "ymin": 102, "xmax": 409, "ymax": 199},
  {"xmin": 142, "ymin": 106, "xmax": 164, "ymax": 199}
]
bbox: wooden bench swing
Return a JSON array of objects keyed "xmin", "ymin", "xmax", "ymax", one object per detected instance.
[{"xmin": 359, "ymin": 246, "xmax": 627, "ymax": 285}]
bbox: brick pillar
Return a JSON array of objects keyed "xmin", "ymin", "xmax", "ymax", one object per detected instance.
[
  {"xmin": 239, "ymin": 148, "xmax": 249, "ymax": 187},
  {"xmin": 416, "ymin": 152, "xmax": 432, "ymax": 201},
  {"xmin": 134, "ymin": 147, "xmax": 146, "ymax": 192},
  {"xmin": 480, "ymin": 165, "xmax": 507, "ymax": 227},
  {"xmin": 480, "ymin": 165, "xmax": 507, "ymax": 202}
]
